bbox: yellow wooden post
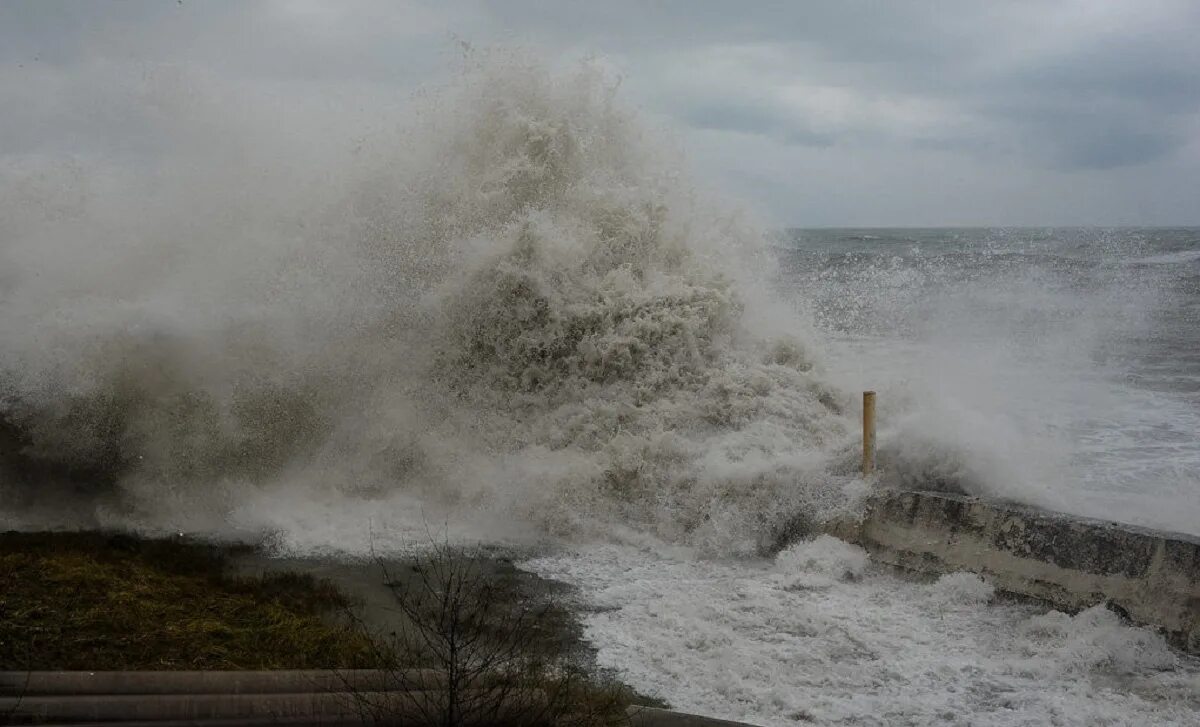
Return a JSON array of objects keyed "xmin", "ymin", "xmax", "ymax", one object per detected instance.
[{"xmin": 862, "ymin": 391, "xmax": 876, "ymax": 476}]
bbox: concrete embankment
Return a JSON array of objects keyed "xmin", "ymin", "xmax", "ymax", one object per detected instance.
[{"xmin": 838, "ymin": 490, "xmax": 1200, "ymax": 653}]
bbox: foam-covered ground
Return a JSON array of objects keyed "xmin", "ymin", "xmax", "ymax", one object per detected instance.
[{"xmin": 525, "ymin": 537, "xmax": 1200, "ymax": 727}]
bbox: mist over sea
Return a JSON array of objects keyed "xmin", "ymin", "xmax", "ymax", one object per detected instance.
[
  {"xmin": 1, "ymin": 47, "xmax": 1196, "ymax": 546},
  {"xmin": 778, "ymin": 226, "xmax": 1200, "ymax": 535}
]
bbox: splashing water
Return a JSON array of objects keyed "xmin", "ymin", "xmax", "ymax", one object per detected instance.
[
  {"xmin": 0, "ymin": 53, "xmax": 856, "ymax": 553},
  {"xmin": 779, "ymin": 227, "xmax": 1200, "ymax": 534},
  {"xmin": 3, "ymin": 52, "xmax": 1195, "ymax": 551},
  {"xmin": 525, "ymin": 542, "xmax": 1199, "ymax": 727}
]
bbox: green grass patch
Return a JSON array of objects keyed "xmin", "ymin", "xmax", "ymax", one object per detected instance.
[{"xmin": 0, "ymin": 531, "xmax": 376, "ymax": 670}]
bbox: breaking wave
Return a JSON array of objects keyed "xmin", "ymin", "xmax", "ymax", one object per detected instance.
[{"xmin": 0, "ymin": 52, "xmax": 861, "ymax": 554}]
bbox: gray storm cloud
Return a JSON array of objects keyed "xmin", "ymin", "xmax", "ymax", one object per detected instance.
[{"xmin": 1, "ymin": 1, "xmax": 1198, "ymax": 225}]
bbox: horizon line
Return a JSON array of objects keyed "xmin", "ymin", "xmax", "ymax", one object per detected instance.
[{"xmin": 782, "ymin": 224, "xmax": 1200, "ymax": 230}]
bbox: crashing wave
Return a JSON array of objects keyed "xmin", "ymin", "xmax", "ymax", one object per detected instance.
[{"xmin": 0, "ymin": 52, "xmax": 856, "ymax": 553}]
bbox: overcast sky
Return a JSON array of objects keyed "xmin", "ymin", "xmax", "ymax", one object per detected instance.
[{"xmin": 3, "ymin": 0, "xmax": 1198, "ymax": 227}]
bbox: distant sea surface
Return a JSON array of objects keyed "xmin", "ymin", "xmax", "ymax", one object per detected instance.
[{"xmin": 777, "ymin": 227, "xmax": 1200, "ymax": 534}]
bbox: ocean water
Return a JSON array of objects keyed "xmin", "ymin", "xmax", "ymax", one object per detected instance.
[
  {"xmin": 525, "ymin": 540, "xmax": 1200, "ymax": 727},
  {"xmin": 1, "ymin": 54, "xmax": 1197, "ymax": 725},
  {"xmin": 776, "ymin": 227, "xmax": 1200, "ymax": 535},
  {"xmin": 517, "ymin": 228, "xmax": 1200, "ymax": 727}
]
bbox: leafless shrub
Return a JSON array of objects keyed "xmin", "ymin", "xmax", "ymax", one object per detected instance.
[{"xmin": 342, "ymin": 538, "xmax": 629, "ymax": 727}]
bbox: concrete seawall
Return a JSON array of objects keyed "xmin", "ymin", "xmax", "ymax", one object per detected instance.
[{"xmin": 837, "ymin": 490, "xmax": 1200, "ymax": 654}]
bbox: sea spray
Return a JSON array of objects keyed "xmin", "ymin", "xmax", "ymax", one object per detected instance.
[
  {"xmin": 0, "ymin": 52, "xmax": 856, "ymax": 552},
  {"xmin": 779, "ymin": 226, "xmax": 1196, "ymax": 532}
]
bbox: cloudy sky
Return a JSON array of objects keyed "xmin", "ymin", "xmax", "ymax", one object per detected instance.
[{"xmin": 3, "ymin": 0, "xmax": 1198, "ymax": 227}]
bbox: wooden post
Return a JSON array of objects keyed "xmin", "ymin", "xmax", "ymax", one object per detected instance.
[{"xmin": 862, "ymin": 391, "xmax": 876, "ymax": 476}]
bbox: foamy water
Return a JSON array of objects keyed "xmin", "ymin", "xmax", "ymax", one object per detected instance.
[
  {"xmin": 526, "ymin": 540, "xmax": 1200, "ymax": 727},
  {"xmin": 779, "ymin": 227, "xmax": 1200, "ymax": 535}
]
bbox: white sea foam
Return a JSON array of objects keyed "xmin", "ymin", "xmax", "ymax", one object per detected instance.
[
  {"xmin": 525, "ymin": 542, "xmax": 1200, "ymax": 727},
  {"xmin": 775, "ymin": 534, "xmax": 868, "ymax": 588}
]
